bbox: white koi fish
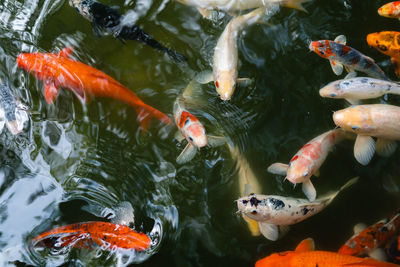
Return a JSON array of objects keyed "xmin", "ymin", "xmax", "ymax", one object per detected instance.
[
  {"xmin": 213, "ymin": 7, "xmax": 272, "ymax": 100},
  {"xmin": 333, "ymin": 104, "xmax": 400, "ymax": 166},
  {"xmin": 319, "ymin": 77, "xmax": 400, "ymax": 105},
  {"xmin": 175, "ymin": 0, "xmax": 311, "ymax": 17},
  {"xmin": 268, "ymin": 129, "xmax": 353, "ymax": 201},
  {"xmin": 173, "ymin": 78, "xmax": 225, "ymax": 164},
  {"xmin": 236, "ymin": 177, "xmax": 358, "ymax": 241}
]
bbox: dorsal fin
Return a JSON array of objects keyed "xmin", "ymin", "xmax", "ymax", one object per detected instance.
[
  {"xmin": 58, "ymin": 47, "xmax": 74, "ymax": 58},
  {"xmin": 295, "ymin": 238, "xmax": 315, "ymax": 252}
]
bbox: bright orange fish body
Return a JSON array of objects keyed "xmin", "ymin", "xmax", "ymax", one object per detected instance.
[
  {"xmin": 256, "ymin": 238, "xmax": 400, "ymax": 267},
  {"xmin": 379, "ymin": 2, "xmax": 400, "ymax": 19},
  {"xmin": 33, "ymin": 221, "xmax": 151, "ymax": 251},
  {"xmin": 17, "ymin": 47, "xmax": 172, "ymax": 130},
  {"xmin": 339, "ymin": 212, "xmax": 400, "ymax": 257},
  {"xmin": 367, "ymin": 31, "xmax": 400, "ymax": 77}
]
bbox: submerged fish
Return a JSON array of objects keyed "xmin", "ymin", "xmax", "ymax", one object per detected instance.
[
  {"xmin": 213, "ymin": 7, "xmax": 267, "ymax": 100},
  {"xmin": 333, "ymin": 104, "xmax": 400, "ymax": 166},
  {"xmin": 17, "ymin": 47, "xmax": 172, "ymax": 131},
  {"xmin": 69, "ymin": 0, "xmax": 187, "ymax": 62},
  {"xmin": 236, "ymin": 177, "xmax": 358, "ymax": 241},
  {"xmin": 173, "ymin": 78, "xmax": 225, "ymax": 164},
  {"xmin": 379, "ymin": 2, "xmax": 400, "ymax": 19},
  {"xmin": 386, "ymin": 235, "xmax": 400, "ymax": 263},
  {"xmin": 339, "ymin": 211, "xmax": 400, "ymax": 260},
  {"xmin": 310, "ymin": 35, "xmax": 389, "ymax": 80},
  {"xmin": 33, "ymin": 221, "xmax": 151, "ymax": 251},
  {"xmin": 255, "ymin": 237, "xmax": 400, "ymax": 267},
  {"xmin": 268, "ymin": 129, "xmax": 353, "ymax": 201},
  {"xmin": 0, "ymin": 78, "xmax": 28, "ymax": 135},
  {"xmin": 319, "ymin": 77, "xmax": 400, "ymax": 105},
  {"xmin": 367, "ymin": 31, "xmax": 400, "ymax": 77}
]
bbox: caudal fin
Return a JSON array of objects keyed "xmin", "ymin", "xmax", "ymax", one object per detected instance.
[{"xmin": 135, "ymin": 104, "xmax": 172, "ymax": 131}]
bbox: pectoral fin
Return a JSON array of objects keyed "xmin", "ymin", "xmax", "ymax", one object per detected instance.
[
  {"xmin": 344, "ymin": 71, "xmax": 357, "ymax": 79},
  {"xmin": 334, "ymin": 35, "xmax": 347, "ymax": 45},
  {"xmin": 313, "ymin": 169, "xmax": 320, "ymax": 177},
  {"xmin": 207, "ymin": 135, "xmax": 226, "ymax": 147},
  {"xmin": 236, "ymin": 78, "xmax": 254, "ymax": 87},
  {"xmin": 196, "ymin": 7, "xmax": 217, "ymax": 20},
  {"xmin": 258, "ymin": 222, "xmax": 279, "ymax": 241},
  {"xmin": 376, "ymin": 138, "xmax": 397, "ymax": 157},
  {"xmin": 267, "ymin": 163, "xmax": 289, "ymax": 176},
  {"xmin": 195, "ymin": 70, "xmax": 214, "ymax": 84},
  {"xmin": 345, "ymin": 98, "xmax": 361, "ymax": 105},
  {"xmin": 329, "ymin": 60, "xmax": 343, "ymax": 75},
  {"xmin": 354, "ymin": 135, "xmax": 375, "ymax": 166},
  {"xmin": 284, "ymin": 0, "xmax": 311, "ymax": 12},
  {"xmin": 353, "ymin": 223, "xmax": 367, "ymax": 235},
  {"xmin": 368, "ymin": 248, "xmax": 387, "ymax": 261},
  {"xmin": 295, "ymin": 238, "xmax": 315, "ymax": 252},
  {"xmin": 44, "ymin": 82, "xmax": 60, "ymax": 104},
  {"xmin": 174, "ymin": 131, "xmax": 185, "ymax": 142},
  {"xmin": 302, "ymin": 179, "xmax": 316, "ymax": 201},
  {"xmin": 58, "ymin": 47, "xmax": 74, "ymax": 58},
  {"xmin": 176, "ymin": 143, "xmax": 197, "ymax": 164}
]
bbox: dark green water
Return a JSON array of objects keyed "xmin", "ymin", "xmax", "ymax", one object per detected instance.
[{"xmin": 0, "ymin": 0, "xmax": 400, "ymax": 266}]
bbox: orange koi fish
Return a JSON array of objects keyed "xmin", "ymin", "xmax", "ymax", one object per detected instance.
[
  {"xmin": 256, "ymin": 238, "xmax": 400, "ymax": 267},
  {"xmin": 310, "ymin": 35, "xmax": 389, "ymax": 80},
  {"xmin": 379, "ymin": 2, "xmax": 400, "ymax": 19},
  {"xmin": 17, "ymin": 47, "xmax": 172, "ymax": 130},
  {"xmin": 339, "ymin": 211, "xmax": 400, "ymax": 259},
  {"xmin": 33, "ymin": 221, "xmax": 151, "ymax": 251},
  {"xmin": 367, "ymin": 31, "xmax": 400, "ymax": 77}
]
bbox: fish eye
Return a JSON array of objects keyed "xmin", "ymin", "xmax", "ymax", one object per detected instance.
[
  {"xmin": 319, "ymin": 51, "xmax": 325, "ymax": 55},
  {"xmin": 378, "ymin": 44, "xmax": 388, "ymax": 51},
  {"xmin": 184, "ymin": 118, "xmax": 190, "ymax": 125},
  {"xmin": 351, "ymin": 126, "xmax": 359, "ymax": 130},
  {"xmin": 330, "ymin": 93, "xmax": 336, "ymax": 97},
  {"xmin": 303, "ymin": 171, "xmax": 309, "ymax": 177},
  {"xmin": 189, "ymin": 136, "xmax": 194, "ymax": 141},
  {"xmin": 251, "ymin": 210, "xmax": 258, "ymax": 215}
]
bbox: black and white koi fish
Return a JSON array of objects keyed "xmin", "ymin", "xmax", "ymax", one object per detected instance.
[
  {"xmin": 236, "ymin": 177, "xmax": 358, "ymax": 241},
  {"xmin": 69, "ymin": 0, "xmax": 187, "ymax": 62}
]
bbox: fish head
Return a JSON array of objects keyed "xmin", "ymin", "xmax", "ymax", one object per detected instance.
[
  {"xmin": 214, "ymin": 70, "xmax": 236, "ymax": 101},
  {"xmin": 17, "ymin": 52, "xmax": 51, "ymax": 79},
  {"xmin": 255, "ymin": 252, "xmax": 295, "ymax": 267},
  {"xmin": 309, "ymin": 40, "xmax": 334, "ymax": 59},
  {"xmin": 367, "ymin": 31, "xmax": 399, "ymax": 57},
  {"xmin": 319, "ymin": 81, "xmax": 345, "ymax": 99},
  {"xmin": 236, "ymin": 195, "xmax": 274, "ymax": 222},
  {"xmin": 285, "ymin": 155, "xmax": 312, "ymax": 184},
  {"xmin": 333, "ymin": 106, "xmax": 376, "ymax": 134},
  {"xmin": 179, "ymin": 111, "xmax": 207, "ymax": 148},
  {"xmin": 378, "ymin": 2, "xmax": 400, "ymax": 18}
]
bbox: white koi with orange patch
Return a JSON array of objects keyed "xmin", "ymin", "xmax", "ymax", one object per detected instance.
[{"xmin": 268, "ymin": 129, "xmax": 353, "ymax": 201}]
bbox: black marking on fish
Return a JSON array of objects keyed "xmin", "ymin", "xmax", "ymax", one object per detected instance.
[
  {"xmin": 268, "ymin": 198, "xmax": 285, "ymax": 210},
  {"xmin": 249, "ymin": 197, "xmax": 261, "ymax": 207},
  {"xmin": 301, "ymin": 207, "xmax": 313, "ymax": 216},
  {"xmin": 242, "ymin": 200, "xmax": 248, "ymax": 205}
]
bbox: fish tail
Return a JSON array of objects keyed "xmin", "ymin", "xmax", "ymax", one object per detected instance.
[
  {"xmin": 283, "ymin": 0, "xmax": 312, "ymax": 12},
  {"xmin": 134, "ymin": 104, "xmax": 172, "ymax": 131}
]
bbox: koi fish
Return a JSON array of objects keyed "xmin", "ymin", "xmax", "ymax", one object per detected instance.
[
  {"xmin": 33, "ymin": 221, "xmax": 151, "ymax": 251},
  {"xmin": 0, "ymin": 78, "xmax": 29, "ymax": 135},
  {"xmin": 378, "ymin": 2, "xmax": 400, "ymax": 19},
  {"xmin": 310, "ymin": 35, "xmax": 390, "ymax": 80},
  {"xmin": 17, "ymin": 47, "xmax": 172, "ymax": 131},
  {"xmin": 175, "ymin": 0, "xmax": 311, "ymax": 18},
  {"xmin": 268, "ymin": 129, "xmax": 353, "ymax": 201},
  {"xmin": 69, "ymin": 0, "xmax": 187, "ymax": 62},
  {"xmin": 173, "ymin": 78, "xmax": 225, "ymax": 164},
  {"xmin": 319, "ymin": 77, "xmax": 400, "ymax": 105},
  {"xmin": 236, "ymin": 177, "xmax": 358, "ymax": 241},
  {"xmin": 367, "ymin": 31, "xmax": 400, "ymax": 77},
  {"xmin": 333, "ymin": 104, "xmax": 400, "ymax": 166},
  {"xmin": 213, "ymin": 7, "xmax": 269, "ymax": 100},
  {"xmin": 339, "ymin": 211, "xmax": 400, "ymax": 260},
  {"xmin": 256, "ymin": 237, "xmax": 400, "ymax": 267}
]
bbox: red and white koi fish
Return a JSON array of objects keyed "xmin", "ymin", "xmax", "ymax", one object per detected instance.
[
  {"xmin": 310, "ymin": 35, "xmax": 389, "ymax": 80},
  {"xmin": 268, "ymin": 129, "xmax": 353, "ymax": 201},
  {"xmin": 333, "ymin": 104, "xmax": 400, "ymax": 166},
  {"xmin": 173, "ymin": 78, "xmax": 225, "ymax": 164},
  {"xmin": 17, "ymin": 47, "xmax": 172, "ymax": 131},
  {"xmin": 339, "ymin": 211, "xmax": 400, "ymax": 260},
  {"xmin": 379, "ymin": 2, "xmax": 400, "ymax": 19},
  {"xmin": 237, "ymin": 177, "xmax": 358, "ymax": 241},
  {"xmin": 256, "ymin": 238, "xmax": 400, "ymax": 267}
]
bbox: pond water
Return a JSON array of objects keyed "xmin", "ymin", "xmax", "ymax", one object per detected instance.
[{"xmin": 0, "ymin": 0, "xmax": 399, "ymax": 266}]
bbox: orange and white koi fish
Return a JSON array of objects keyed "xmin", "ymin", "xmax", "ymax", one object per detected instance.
[
  {"xmin": 268, "ymin": 129, "xmax": 353, "ymax": 201},
  {"xmin": 17, "ymin": 47, "xmax": 172, "ymax": 131},
  {"xmin": 333, "ymin": 104, "xmax": 400, "ymax": 166},
  {"xmin": 175, "ymin": 0, "xmax": 311, "ymax": 18},
  {"xmin": 339, "ymin": 211, "xmax": 400, "ymax": 260},
  {"xmin": 237, "ymin": 177, "xmax": 358, "ymax": 241},
  {"xmin": 310, "ymin": 35, "xmax": 389, "ymax": 80},
  {"xmin": 379, "ymin": 2, "xmax": 400, "ymax": 19},
  {"xmin": 256, "ymin": 238, "xmax": 400, "ymax": 267},
  {"xmin": 367, "ymin": 31, "xmax": 400, "ymax": 77},
  {"xmin": 319, "ymin": 77, "xmax": 400, "ymax": 105},
  {"xmin": 173, "ymin": 78, "xmax": 225, "ymax": 164},
  {"xmin": 212, "ymin": 7, "xmax": 268, "ymax": 100},
  {"xmin": 33, "ymin": 221, "xmax": 151, "ymax": 251}
]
